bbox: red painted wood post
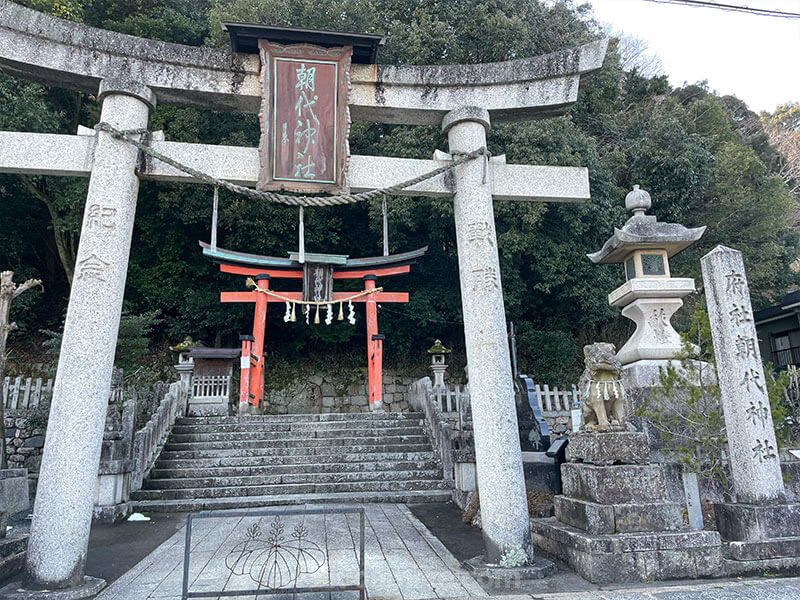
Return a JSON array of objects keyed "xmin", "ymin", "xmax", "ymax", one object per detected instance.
[
  {"xmin": 249, "ymin": 275, "xmax": 270, "ymax": 407},
  {"xmin": 372, "ymin": 334, "xmax": 385, "ymax": 410},
  {"xmin": 363, "ymin": 275, "xmax": 383, "ymax": 410},
  {"xmin": 239, "ymin": 334, "xmax": 254, "ymax": 406}
]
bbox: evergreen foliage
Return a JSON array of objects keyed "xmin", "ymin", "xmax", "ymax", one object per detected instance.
[{"xmin": 1, "ymin": 0, "xmax": 797, "ymax": 384}]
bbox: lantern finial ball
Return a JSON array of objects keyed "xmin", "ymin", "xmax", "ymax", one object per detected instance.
[{"xmin": 625, "ymin": 185, "xmax": 652, "ymax": 217}]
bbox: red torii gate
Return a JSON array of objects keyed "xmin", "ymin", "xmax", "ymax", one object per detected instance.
[{"xmin": 201, "ymin": 242, "xmax": 426, "ymax": 410}]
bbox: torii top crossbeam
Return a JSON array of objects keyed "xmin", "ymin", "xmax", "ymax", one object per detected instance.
[{"xmin": 0, "ymin": 0, "xmax": 606, "ymax": 125}]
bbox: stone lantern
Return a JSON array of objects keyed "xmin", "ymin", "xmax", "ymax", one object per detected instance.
[
  {"xmin": 428, "ymin": 339, "xmax": 451, "ymax": 388},
  {"xmin": 588, "ymin": 186, "xmax": 706, "ymax": 379}
]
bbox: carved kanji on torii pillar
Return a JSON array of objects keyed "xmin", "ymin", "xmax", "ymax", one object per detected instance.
[{"xmin": 201, "ymin": 243, "xmax": 425, "ymax": 411}]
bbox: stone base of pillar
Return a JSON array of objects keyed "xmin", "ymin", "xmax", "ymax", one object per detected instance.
[
  {"xmin": 238, "ymin": 402, "xmax": 260, "ymax": 416},
  {"xmin": 715, "ymin": 502, "xmax": 800, "ymax": 560},
  {"xmin": 92, "ymin": 501, "xmax": 131, "ymax": 524},
  {"xmin": 531, "ymin": 518, "xmax": 721, "ymax": 583},
  {"xmin": 532, "ymin": 432, "xmax": 723, "ymax": 583},
  {"xmin": 0, "ymin": 576, "xmax": 106, "ymax": 599},
  {"xmin": 0, "ymin": 469, "xmax": 30, "ymax": 517},
  {"xmin": 463, "ymin": 555, "xmax": 556, "ymax": 591}
]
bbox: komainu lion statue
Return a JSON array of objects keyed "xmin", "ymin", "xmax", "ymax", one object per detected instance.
[{"xmin": 579, "ymin": 342, "xmax": 627, "ymax": 432}]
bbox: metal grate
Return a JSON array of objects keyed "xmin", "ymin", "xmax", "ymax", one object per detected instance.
[{"xmin": 182, "ymin": 507, "xmax": 366, "ymax": 599}]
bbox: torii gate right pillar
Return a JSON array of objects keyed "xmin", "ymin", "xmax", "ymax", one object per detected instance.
[{"xmin": 444, "ymin": 107, "xmax": 533, "ymax": 564}]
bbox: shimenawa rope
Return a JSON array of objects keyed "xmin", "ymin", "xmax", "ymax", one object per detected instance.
[{"xmin": 95, "ymin": 122, "xmax": 488, "ymax": 208}]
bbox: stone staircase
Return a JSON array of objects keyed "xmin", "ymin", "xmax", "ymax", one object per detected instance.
[
  {"xmin": 130, "ymin": 412, "xmax": 451, "ymax": 512},
  {"xmin": 0, "ymin": 534, "xmax": 27, "ymax": 583}
]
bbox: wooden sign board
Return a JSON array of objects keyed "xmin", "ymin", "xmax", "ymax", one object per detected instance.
[{"xmin": 257, "ymin": 41, "xmax": 352, "ymax": 194}]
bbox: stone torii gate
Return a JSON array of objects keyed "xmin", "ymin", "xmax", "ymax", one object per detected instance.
[{"xmin": 0, "ymin": 1, "xmax": 606, "ymax": 594}]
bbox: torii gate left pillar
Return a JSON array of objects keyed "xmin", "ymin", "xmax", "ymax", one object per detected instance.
[{"xmin": 24, "ymin": 79, "xmax": 154, "ymax": 595}]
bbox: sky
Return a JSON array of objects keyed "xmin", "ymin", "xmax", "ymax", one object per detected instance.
[{"xmin": 588, "ymin": 0, "xmax": 800, "ymax": 113}]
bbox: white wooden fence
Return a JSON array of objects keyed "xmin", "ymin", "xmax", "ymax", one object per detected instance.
[
  {"xmin": 534, "ymin": 384, "xmax": 580, "ymax": 414},
  {"xmin": 428, "ymin": 382, "xmax": 577, "ymax": 417},
  {"xmin": 2, "ymin": 376, "xmax": 53, "ymax": 409},
  {"xmin": 432, "ymin": 384, "xmax": 470, "ymax": 416},
  {"xmin": 3, "ymin": 375, "xmax": 129, "ymax": 410},
  {"xmin": 191, "ymin": 375, "xmax": 231, "ymax": 401}
]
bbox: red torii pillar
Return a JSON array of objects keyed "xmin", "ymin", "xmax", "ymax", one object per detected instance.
[{"xmin": 364, "ymin": 275, "xmax": 383, "ymax": 408}]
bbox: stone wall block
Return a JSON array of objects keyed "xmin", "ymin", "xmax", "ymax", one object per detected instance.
[{"xmin": 561, "ymin": 463, "xmax": 667, "ymax": 504}]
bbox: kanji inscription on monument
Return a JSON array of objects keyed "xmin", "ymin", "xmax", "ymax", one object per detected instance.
[
  {"xmin": 257, "ymin": 41, "xmax": 352, "ymax": 194},
  {"xmin": 701, "ymin": 245, "xmax": 785, "ymax": 503}
]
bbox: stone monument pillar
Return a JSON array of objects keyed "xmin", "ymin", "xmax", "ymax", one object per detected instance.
[
  {"xmin": 21, "ymin": 80, "xmax": 154, "ymax": 596},
  {"xmin": 443, "ymin": 107, "xmax": 536, "ymax": 567},
  {"xmin": 701, "ymin": 245, "xmax": 800, "ymax": 560}
]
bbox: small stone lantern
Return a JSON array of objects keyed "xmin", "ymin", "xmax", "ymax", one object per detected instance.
[
  {"xmin": 428, "ymin": 339, "xmax": 451, "ymax": 388},
  {"xmin": 588, "ymin": 186, "xmax": 706, "ymax": 366}
]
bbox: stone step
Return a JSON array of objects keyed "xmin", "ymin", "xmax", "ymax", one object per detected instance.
[
  {"xmin": 159, "ymin": 443, "xmax": 432, "ymax": 459},
  {"xmin": 169, "ymin": 426, "xmax": 426, "ymax": 442},
  {"xmin": 143, "ymin": 468, "xmax": 444, "ymax": 490},
  {"xmin": 0, "ymin": 535, "xmax": 27, "ymax": 582},
  {"xmin": 150, "ymin": 459, "xmax": 441, "ymax": 479},
  {"xmin": 130, "ymin": 489, "xmax": 453, "ymax": 513},
  {"xmin": 164, "ymin": 434, "xmax": 430, "ymax": 451},
  {"xmin": 131, "ymin": 478, "xmax": 450, "ymax": 500},
  {"xmin": 175, "ymin": 413, "xmax": 420, "ymax": 425},
  {"xmin": 0, "ymin": 551, "xmax": 25, "ymax": 582},
  {"xmin": 154, "ymin": 451, "xmax": 437, "ymax": 469},
  {"xmin": 0, "ymin": 535, "xmax": 26, "ymax": 559},
  {"xmin": 171, "ymin": 421, "xmax": 425, "ymax": 434}
]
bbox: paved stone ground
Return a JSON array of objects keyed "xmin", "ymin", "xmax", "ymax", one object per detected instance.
[
  {"xmin": 91, "ymin": 502, "xmax": 800, "ymax": 600},
  {"xmin": 524, "ymin": 577, "xmax": 800, "ymax": 599},
  {"xmin": 95, "ymin": 503, "xmax": 486, "ymax": 600}
]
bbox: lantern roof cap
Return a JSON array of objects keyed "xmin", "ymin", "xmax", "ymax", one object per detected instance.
[
  {"xmin": 587, "ymin": 186, "xmax": 706, "ymax": 264},
  {"xmin": 221, "ymin": 22, "xmax": 385, "ymax": 63},
  {"xmin": 428, "ymin": 339, "xmax": 452, "ymax": 354}
]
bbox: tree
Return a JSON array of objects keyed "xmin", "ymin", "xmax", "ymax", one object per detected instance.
[
  {"xmin": 763, "ymin": 103, "xmax": 800, "ymax": 204},
  {"xmin": 0, "ymin": 271, "xmax": 42, "ymax": 468},
  {"xmin": 614, "ymin": 32, "xmax": 663, "ymax": 78},
  {"xmin": 0, "ymin": 0, "xmax": 798, "ymax": 384}
]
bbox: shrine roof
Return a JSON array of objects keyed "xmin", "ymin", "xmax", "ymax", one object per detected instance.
[
  {"xmin": 187, "ymin": 347, "xmax": 240, "ymax": 360},
  {"xmin": 199, "ymin": 241, "xmax": 427, "ymax": 271},
  {"xmin": 221, "ymin": 23, "xmax": 385, "ymax": 64}
]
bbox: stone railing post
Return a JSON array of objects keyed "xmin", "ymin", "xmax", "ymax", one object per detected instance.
[
  {"xmin": 443, "ymin": 107, "xmax": 532, "ymax": 564},
  {"xmin": 174, "ymin": 352, "xmax": 193, "ymax": 416},
  {"xmin": 23, "ymin": 79, "xmax": 154, "ymax": 595}
]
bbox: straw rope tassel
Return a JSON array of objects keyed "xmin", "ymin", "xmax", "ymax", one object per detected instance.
[
  {"xmin": 290, "ymin": 302, "xmax": 297, "ymax": 322},
  {"xmin": 314, "ymin": 304, "xmax": 320, "ymax": 324},
  {"xmin": 338, "ymin": 301, "xmax": 344, "ymax": 320}
]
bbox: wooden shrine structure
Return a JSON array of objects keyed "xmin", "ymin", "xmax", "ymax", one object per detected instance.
[{"xmin": 201, "ymin": 242, "xmax": 426, "ymax": 411}]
